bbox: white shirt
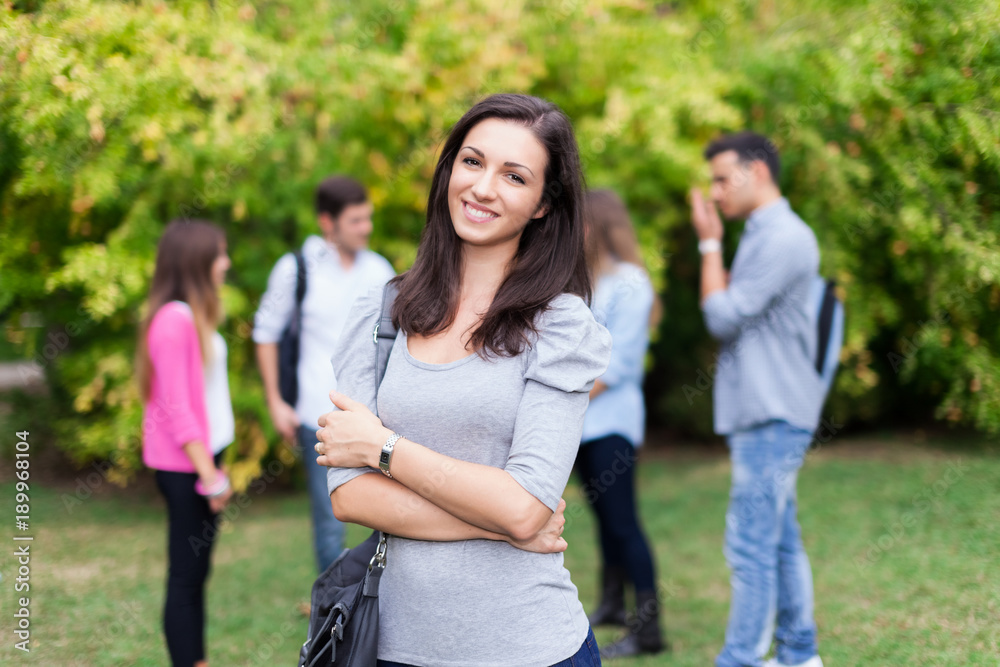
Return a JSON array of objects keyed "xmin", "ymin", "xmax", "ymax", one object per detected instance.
[
  {"xmin": 205, "ymin": 331, "xmax": 235, "ymax": 453},
  {"xmin": 252, "ymin": 235, "xmax": 395, "ymax": 427}
]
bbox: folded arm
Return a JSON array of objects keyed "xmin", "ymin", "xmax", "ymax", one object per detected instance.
[
  {"xmin": 319, "ymin": 391, "xmax": 555, "ymax": 542},
  {"xmin": 330, "ymin": 471, "xmax": 567, "ymax": 551}
]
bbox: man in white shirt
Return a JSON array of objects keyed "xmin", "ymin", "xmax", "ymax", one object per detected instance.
[{"xmin": 253, "ymin": 176, "xmax": 395, "ymax": 572}]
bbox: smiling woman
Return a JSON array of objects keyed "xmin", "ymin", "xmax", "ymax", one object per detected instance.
[
  {"xmin": 314, "ymin": 94, "xmax": 612, "ymax": 667},
  {"xmin": 447, "ymin": 117, "xmax": 551, "ymax": 252}
]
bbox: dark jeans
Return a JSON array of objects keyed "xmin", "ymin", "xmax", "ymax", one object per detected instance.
[
  {"xmin": 575, "ymin": 434, "xmax": 656, "ymax": 592},
  {"xmin": 155, "ymin": 453, "xmax": 223, "ymax": 667},
  {"xmin": 376, "ymin": 626, "xmax": 601, "ymax": 666}
]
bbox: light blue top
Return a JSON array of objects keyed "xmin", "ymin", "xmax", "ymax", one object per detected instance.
[
  {"xmin": 581, "ymin": 261, "xmax": 654, "ymax": 447},
  {"xmin": 701, "ymin": 197, "xmax": 825, "ymax": 435}
]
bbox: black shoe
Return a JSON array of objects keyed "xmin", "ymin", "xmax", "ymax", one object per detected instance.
[
  {"xmin": 600, "ymin": 634, "xmax": 648, "ymax": 659},
  {"xmin": 600, "ymin": 590, "xmax": 668, "ymax": 659},
  {"xmin": 588, "ymin": 566, "xmax": 628, "ymax": 627}
]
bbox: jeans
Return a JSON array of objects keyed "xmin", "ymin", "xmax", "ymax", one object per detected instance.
[
  {"xmin": 154, "ymin": 451, "xmax": 224, "ymax": 667},
  {"xmin": 299, "ymin": 424, "xmax": 346, "ymax": 572},
  {"xmin": 575, "ymin": 434, "xmax": 656, "ymax": 592},
  {"xmin": 716, "ymin": 421, "xmax": 819, "ymax": 667},
  {"xmin": 376, "ymin": 627, "xmax": 601, "ymax": 667}
]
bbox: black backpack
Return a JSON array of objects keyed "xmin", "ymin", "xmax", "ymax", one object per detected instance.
[
  {"xmin": 278, "ymin": 249, "xmax": 307, "ymax": 405},
  {"xmin": 810, "ymin": 275, "xmax": 844, "ymax": 396}
]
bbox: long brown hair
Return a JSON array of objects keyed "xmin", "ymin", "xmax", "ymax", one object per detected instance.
[
  {"xmin": 137, "ymin": 219, "xmax": 225, "ymax": 402},
  {"xmin": 392, "ymin": 93, "xmax": 589, "ymax": 357},
  {"xmin": 584, "ymin": 189, "xmax": 662, "ymax": 329}
]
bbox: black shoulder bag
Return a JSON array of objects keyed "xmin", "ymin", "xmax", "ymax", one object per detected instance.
[
  {"xmin": 298, "ymin": 281, "xmax": 399, "ymax": 667},
  {"xmin": 278, "ymin": 249, "xmax": 307, "ymax": 406}
]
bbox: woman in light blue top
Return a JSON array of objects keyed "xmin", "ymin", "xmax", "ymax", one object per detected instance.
[{"xmin": 577, "ymin": 189, "xmax": 666, "ymax": 658}]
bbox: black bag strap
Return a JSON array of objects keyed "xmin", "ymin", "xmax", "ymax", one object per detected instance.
[
  {"xmin": 371, "ymin": 281, "xmax": 399, "ymax": 560},
  {"xmin": 297, "ymin": 283, "xmax": 397, "ymax": 667},
  {"xmin": 374, "ymin": 281, "xmax": 399, "ymax": 417},
  {"xmin": 293, "ymin": 248, "xmax": 307, "ymax": 307},
  {"xmin": 816, "ymin": 279, "xmax": 837, "ymax": 374}
]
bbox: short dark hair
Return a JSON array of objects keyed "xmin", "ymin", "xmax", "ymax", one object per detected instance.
[
  {"xmin": 314, "ymin": 175, "xmax": 368, "ymax": 219},
  {"xmin": 704, "ymin": 132, "xmax": 780, "ymax": 184}
]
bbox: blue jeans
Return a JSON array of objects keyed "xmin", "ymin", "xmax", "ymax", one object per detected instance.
[
  {"xmin": 298, "ymin": 424, "xmax": 346, "ymax": 572},
  {"xmin": 716, "ymin": 421, "xmax": 819, "ymax": 667},
  {"xmin": 376, "ymin": 627, "xmax": 601, "ymax": 667}
]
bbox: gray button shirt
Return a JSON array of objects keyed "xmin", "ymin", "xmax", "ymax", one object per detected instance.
[
  {"xmin": 701, "ymin": 197, "xmax": 824, "ymax": 435},
  {"xmin": 327, "ymin": 289, "xmax": 611, "ymax": 666}
]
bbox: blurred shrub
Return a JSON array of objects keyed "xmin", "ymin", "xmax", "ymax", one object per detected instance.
[{"xmin": 0, "ymin": 0, "xmax": 996, "ymax": 483}]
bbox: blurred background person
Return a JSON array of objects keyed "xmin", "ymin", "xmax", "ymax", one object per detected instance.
[
  {"xmin": 253, "ymin": 176, "xmax": 394, "ymax": 573},
  {"xmin": 576, "ymin": 189, "xmax": 666, "ymax": 658},
  {"xmin": 137, "ymin": 220, "xmax": 234, "ymax": 667},
  {"xmin": 692, "ymin": 132, "xmax": 824, "ymax": 667}
]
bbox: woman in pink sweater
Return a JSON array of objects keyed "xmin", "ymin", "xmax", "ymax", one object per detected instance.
[{"xmin": 137, "ymin": 219, "xmax": 234, "ymax": 667}]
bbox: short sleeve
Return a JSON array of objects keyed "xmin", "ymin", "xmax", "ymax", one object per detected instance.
[
  {"xmin": 504, "ymin": 294, "xmax": 612, "ymax": 510},
  {"xmin": 326, "ymin": 286, "xmax": 385, "ymax": 495}
]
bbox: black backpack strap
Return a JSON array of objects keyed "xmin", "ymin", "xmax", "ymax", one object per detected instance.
[
  {"xmin": 293, "ymin": 249, "xmax": 307, "ymax": 307},
  {"xmin": 372, "ymin": 284, "xmax": 399, "ymax": 556},
  {"xmin": 373, "ymin": 281, "xmax": 399, "ymax": 418},
  {"xmin": 816, "ymin": 279, "xmax": 837, "ymax": 374}
]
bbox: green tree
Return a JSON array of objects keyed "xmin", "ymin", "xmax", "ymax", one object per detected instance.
[{"xmin": 1, "ymin": 0, "xmax": 997, "ymax": 484}]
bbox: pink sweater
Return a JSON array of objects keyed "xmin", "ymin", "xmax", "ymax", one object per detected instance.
[{"xmin": 142, "ymin": 302, "xmax": 213, "ymax": 472}]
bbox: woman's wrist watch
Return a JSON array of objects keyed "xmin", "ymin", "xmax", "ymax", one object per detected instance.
[{"xmin": 379, "ymin": 432, "xmax": 403, "ymax": 478}]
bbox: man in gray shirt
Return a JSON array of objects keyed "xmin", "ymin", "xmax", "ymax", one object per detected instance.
[{"xmin": 691, "ymin": 132, "xmax": 825, "ymax": 667}]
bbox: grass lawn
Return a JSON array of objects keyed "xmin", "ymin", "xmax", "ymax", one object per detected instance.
[{"xmin": 1, "ymin": 435, "xmax": 997, "ymax": 666}]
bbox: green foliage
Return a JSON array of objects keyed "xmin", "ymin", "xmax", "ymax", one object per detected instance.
[{"xmin": 1, "ymin": 0, "xmax": 997, "ymax": 478}]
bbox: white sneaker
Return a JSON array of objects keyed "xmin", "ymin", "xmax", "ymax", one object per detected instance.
[{"xmin": 763, "ymin": 656, "xmax": 823, "ymax": 667}]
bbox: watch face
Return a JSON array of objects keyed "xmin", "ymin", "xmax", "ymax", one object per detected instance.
[{"xmin": 380, "ymin": 452, "xmax": 390, "ymax": 465}]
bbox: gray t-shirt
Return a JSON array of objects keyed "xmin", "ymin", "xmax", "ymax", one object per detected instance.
[{"xmin": 327, "ymin": 289, "xmax": 611, "ymax": 667}]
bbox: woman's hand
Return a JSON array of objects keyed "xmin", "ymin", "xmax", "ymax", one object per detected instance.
[
  {"xmin": 506, "ymin": 498, "xmax": 568, "ymax": 554},
  {"xmin": 208, "ymin": 485, "xmax": 232, "ymax": 514},
  {"xmin": 315, "ymin": 391, "xmax": 391, "ymax": 469}
]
